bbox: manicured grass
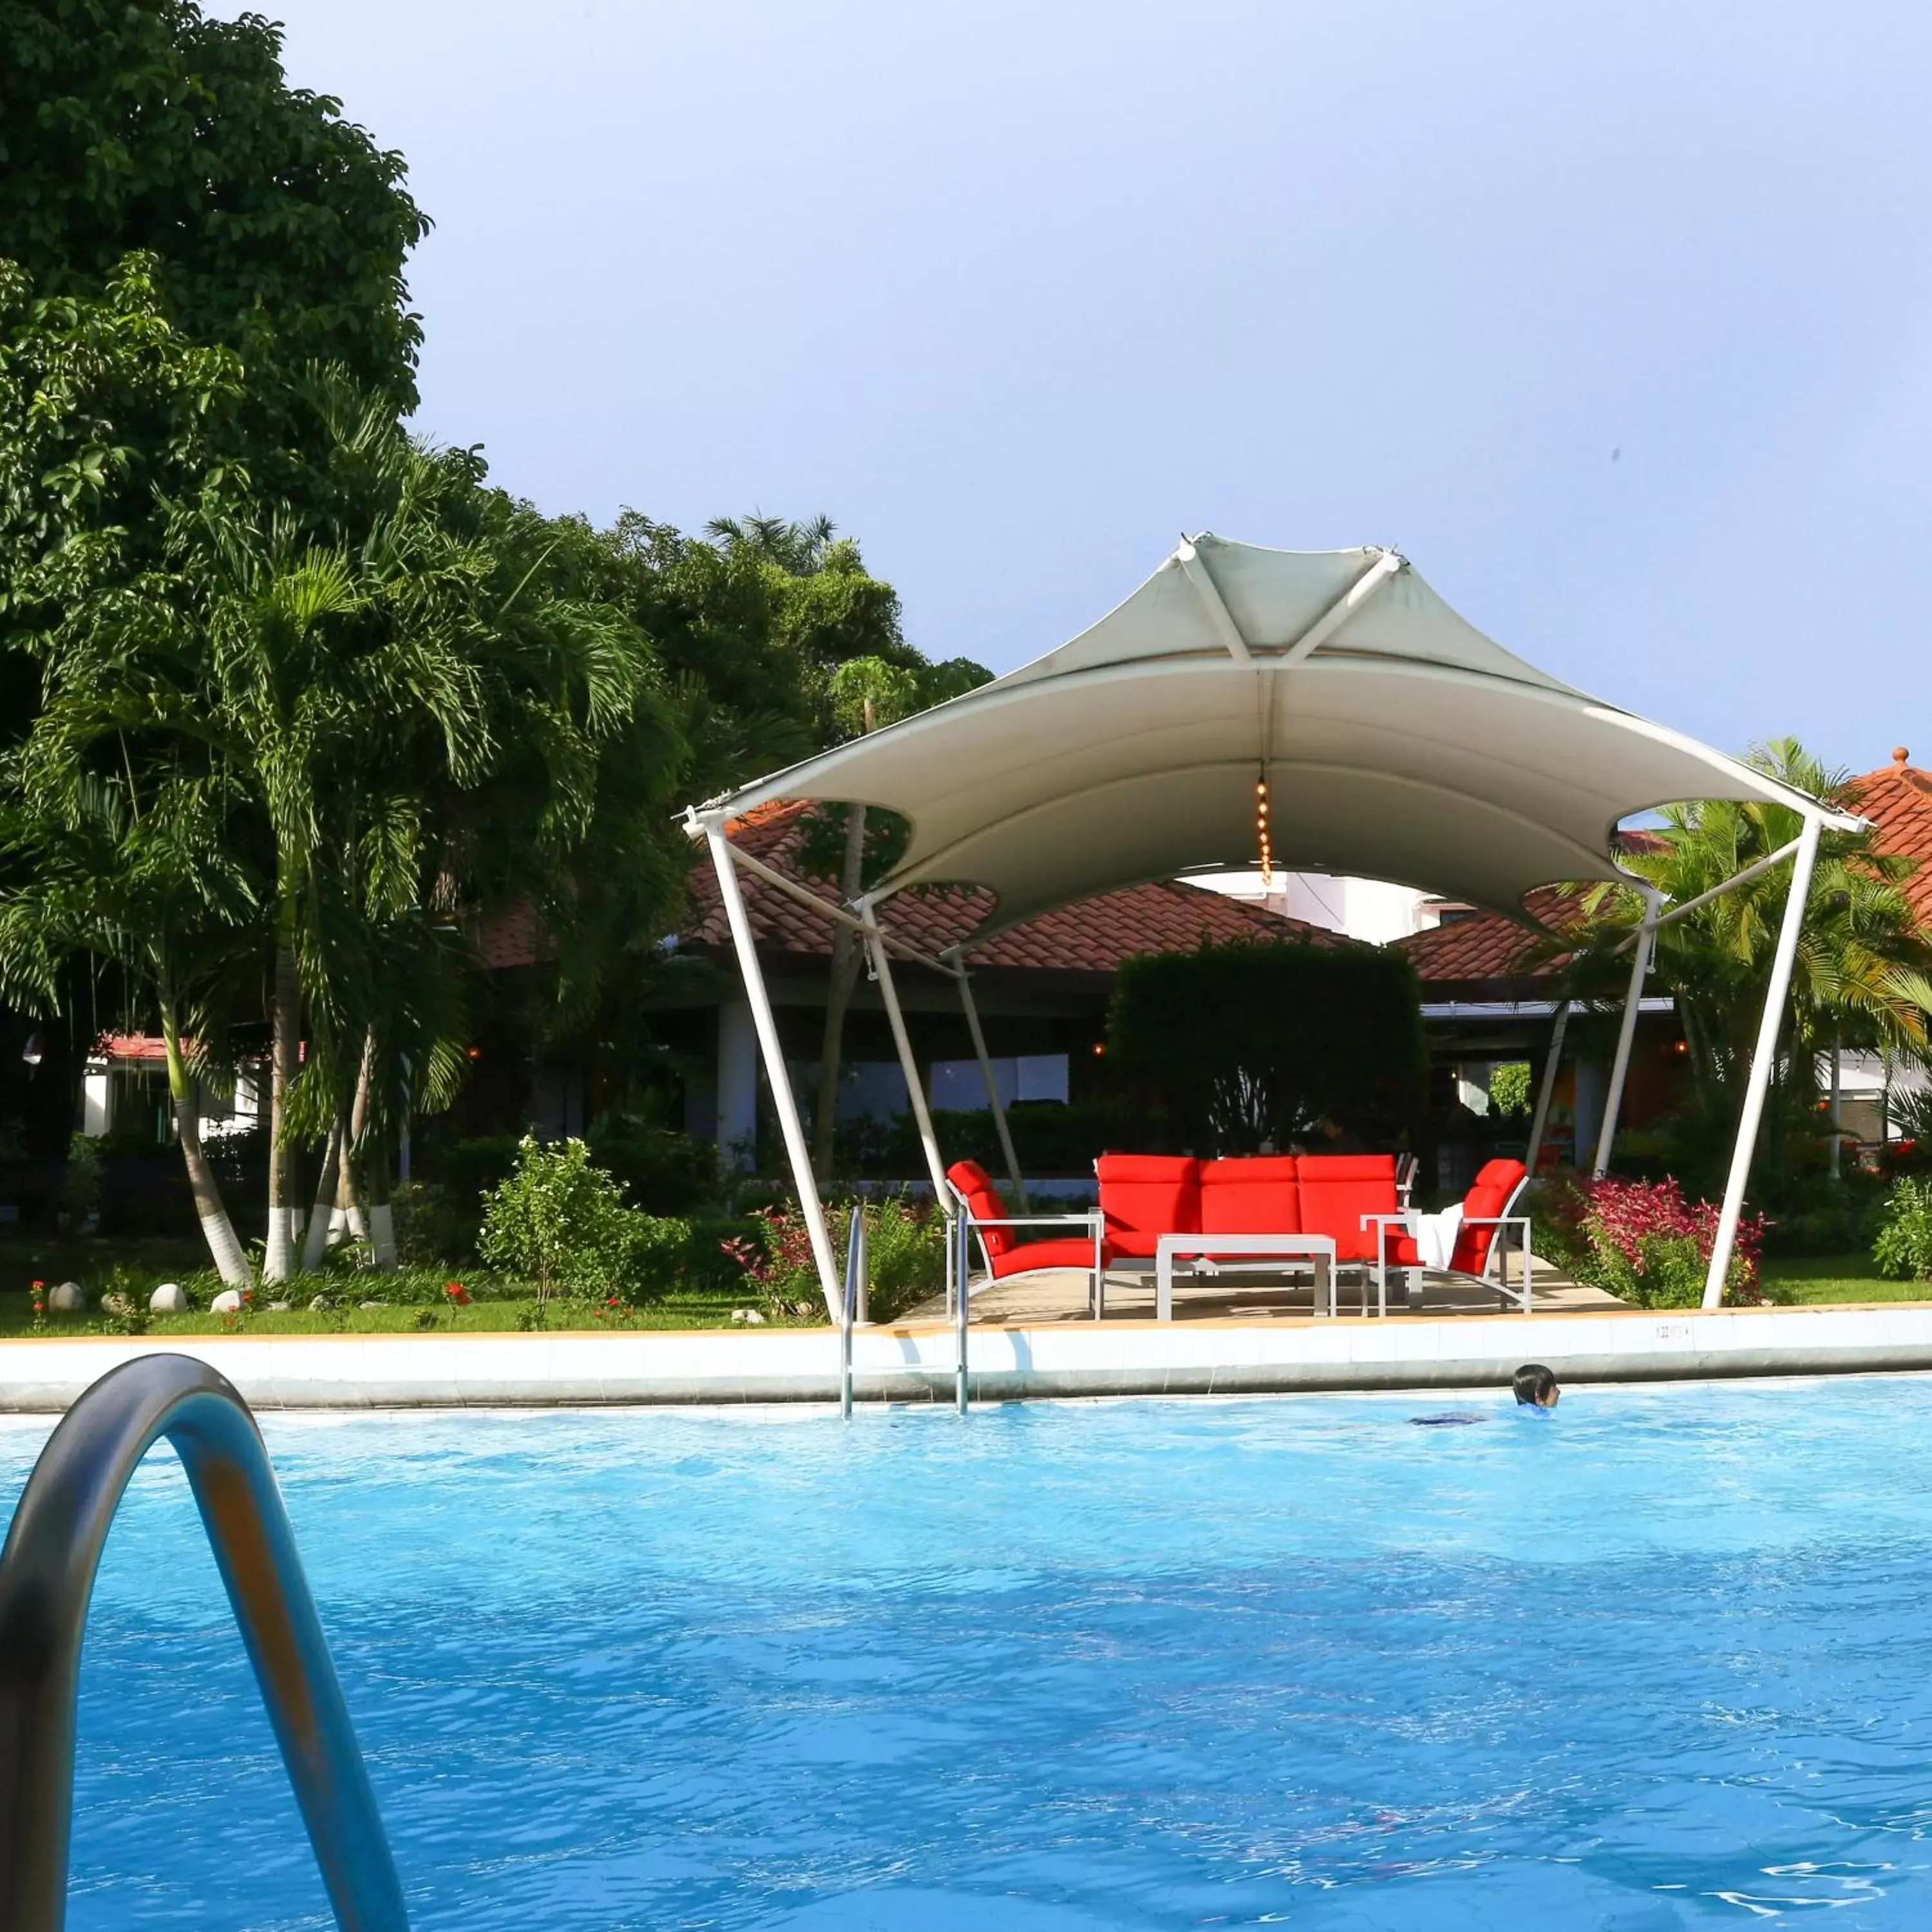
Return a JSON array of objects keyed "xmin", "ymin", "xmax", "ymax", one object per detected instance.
[
  {"xmin": 0, "ymin": 1235, "xmax": 825, "ymax": 1336},
  {"xmin": 1761, "ymin": 1253, "xmax": 1932, "ymax": 1305}
]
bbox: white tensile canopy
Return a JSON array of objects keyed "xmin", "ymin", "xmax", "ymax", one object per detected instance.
[{"xmin": 687, "ymin": 536, "xmax": 1862, "ymax": 1320}]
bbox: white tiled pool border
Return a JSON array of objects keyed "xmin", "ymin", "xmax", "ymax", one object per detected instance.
[{"xmin": 5, "ymin": 1302, "xmax": 1932, "ymax": 1408}]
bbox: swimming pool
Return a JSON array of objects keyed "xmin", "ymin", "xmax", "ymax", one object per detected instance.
[{"xmin": 9, "ymin": 1376, "xmax": 1932, "ymax": 1929}]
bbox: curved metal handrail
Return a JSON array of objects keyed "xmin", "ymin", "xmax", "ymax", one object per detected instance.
[{"xmin": 0, "ymin": 1353, "xmax": 409, "ymax": 1930}]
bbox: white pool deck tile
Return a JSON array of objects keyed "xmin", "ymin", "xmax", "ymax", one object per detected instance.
[{"xmin": 1, "ymin": 1302, "xmax": 1931, "ymax": 1410}]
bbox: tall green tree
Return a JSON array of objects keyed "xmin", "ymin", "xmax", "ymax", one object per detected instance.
[
  {"xmin": 0, "ymin": 255, "xmax": 263, "ymax": 1274},
  {"xmin": 1, "ymin": 1, "xmax": 428, "ymax": 419}
]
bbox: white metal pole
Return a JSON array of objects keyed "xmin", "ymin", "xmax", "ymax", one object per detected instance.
[
  {"xmin": 949, "ymin": 949, "xmax": 1028, "ymax": 1209},
  {"xmin": 1593, "ymin": 889, "xmax": 1660, "ymax": 1178},
  {"xmin": 702, "ymin": 819, "xmax": 842, "ymax": 1317},
  {"xmin": 1703, "ymin": 815, "xmax": 1823, "ymax": 1308},
  {"xmin": 1525, "ymin": 1003, "xmax": 1569, "ymax": 1177},
  {"xmin": 860, "ymin": 898, "xmax": 949, "ymax": 1201},
  {"xmin": 955, "ymin": 1203, "xmax": 971, "ymax": 1414}
]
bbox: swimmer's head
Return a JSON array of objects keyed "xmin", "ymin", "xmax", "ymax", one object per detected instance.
[{"xmin": 1512, "ymin": 1363, "xmax": 1560, "ymax": 1407}]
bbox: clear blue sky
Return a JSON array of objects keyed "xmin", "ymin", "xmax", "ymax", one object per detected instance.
[{"xmin": 220, "ymin": 1, "xmax": 1931, "ymax": 773}]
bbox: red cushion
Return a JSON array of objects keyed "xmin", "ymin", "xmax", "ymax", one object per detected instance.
[
  {"xmin": 1452, "ymin": 1159, "xmax": 1528, "ymax": 1273},
  {"xmin": 946, "ymin": 1159, "xmax": 1013, "ymax": 1260},
  {"xmin": 989, "ymin": 1236, "xmax": 1101, "ymax": 1278},
  {"xmin": 1096, "ymin": 1153, "xmax": 1202, "ymax": 1255},
  {"xmin": 1199, "ymin": 1157, "xmax": 1302, "ymax": 1234},
  {"xmin": 1296, "ymin": 1154, "xmax": 1400, "ymax": 1262}
]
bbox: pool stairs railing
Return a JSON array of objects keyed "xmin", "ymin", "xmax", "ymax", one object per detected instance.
[
  {"xmin": 840, "ymin": 1203, "xmax": 969, "ymax": 1414},
  {"xmin": 0, "ymin": 1352, "xmax": 410, "ymax": 1931}
]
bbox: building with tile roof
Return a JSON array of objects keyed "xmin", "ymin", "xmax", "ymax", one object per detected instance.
[{"xmin": 651, "ymin": 800, "xmax": 1349, "ymax": 1166}]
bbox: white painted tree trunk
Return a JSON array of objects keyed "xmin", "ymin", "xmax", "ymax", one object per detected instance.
[
  {"xmin": 299, "ymin": 1117, "xmax": 345, "ymax": 1273},
  {"xmin": 159, "ymin": 997, "xmax": 252, "ymax": 1290}
]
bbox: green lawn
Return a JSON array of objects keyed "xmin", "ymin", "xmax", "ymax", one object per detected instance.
[
  {"xmin": 1761, "ymin": 1253, "xmax": 1932, "ymax": 1305},
  {"xmin": 0, "ymin": 1235, "xmax": 824, "ymax": 1337}
]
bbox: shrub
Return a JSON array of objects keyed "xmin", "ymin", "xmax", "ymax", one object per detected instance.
[
  {"xmin": 61, "ymin": 1133, "xmax": 103, "ymax": 1229},
  {"xmin": 863, "ymin": 1195, "xmax": 947, "ymax": 1321},
  {"xmin": 1488, "ymin": 1063, "xmax": 1531, "ymax": 1119},
  {"xmin": 478, "ymin": 1136, "xmax": 687, "ymax": 1308},
  {"xmin": 717, "ymin": 1194, "xmax": 947, "ymax": 1322},
  {"xmin": 1572, "ymin": 1174, "xmax": 1771, "ymax": 1307},
  {"xmin": 390, "ymin": 1180, "xmax": 471, "ymax": 1268},
  {"xmin": 1110, "ymin": 939, "xmax": 1426, "ymax": 1151},
  {"xmin": 1873, "ymin": 1177, "xmax": 1932, "ymax": 1280}
]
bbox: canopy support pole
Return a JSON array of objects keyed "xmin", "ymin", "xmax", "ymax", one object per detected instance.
[
  {"xmin": 1613, "ymin": 835, "xmax": 1806, "ymax": 954},
  {"xmin": 1593, "ymin": 886, "xmax": 1660, "ymax": 1177},
  {"xmin": 945, "ymin": 947, "xmax": 1028, "ymax": 1209},
  {"xmin": 1525, "ymin": 1002, "xmax": 1569, "ymax": 1177},
  {"xmin": 860, "ymin": 896, "xmax": 949, "ymax": 1202},
  {"xmin": 1703, "ymin": 815, "xmax": 1821, "ymax": 1307},
  {"xmin": 1278, "ymin": 547, "xmax": 1403, "ymax": 668},
  {"xmin": 1176, "ymin": 542, "xmax": 1252, "ymax": 661},
  {"xmin": 701, "ymin": 819, "xmax": 841, "ymax": 1317}
]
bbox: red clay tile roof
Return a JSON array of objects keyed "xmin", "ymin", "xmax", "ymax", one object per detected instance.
[
  {"xmin": 1848, "ymin": 754, "xmax": 1932, "ymax": 929},
  {"xmin": 685, "ymin": 800, "xmax": 1345, "ymax": 972},
  {"xmin": 1394, "ymin": 887, "xmax": 1583, "ymax": 987}
]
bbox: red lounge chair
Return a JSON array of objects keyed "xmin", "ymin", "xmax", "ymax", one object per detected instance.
[
  {"xmin": 1366, "ymin": 1159, "xmax": 1534, "ymax": 1314},
  {"xmin": 945, "ymin": 1160, "xmax": 1107, "ymax": 1317}
]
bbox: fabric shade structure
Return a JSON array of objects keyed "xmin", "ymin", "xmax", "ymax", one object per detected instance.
[
  {"xmin": 687, "ymin": 535, "xmax": 1864, "ymax": 1323},
  {"xmin": 697, "ymin": 536, "xmax": 1859, "ymax": 938}
]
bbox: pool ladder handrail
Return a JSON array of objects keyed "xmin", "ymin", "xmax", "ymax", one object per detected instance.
[{"xmin": 0, "ymin": 1352, "xmax": 410, "ymax": 1931}]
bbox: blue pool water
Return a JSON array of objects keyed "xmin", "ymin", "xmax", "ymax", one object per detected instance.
[{"xmin": 8, "ymin": 1378, "xmax": 1932, "ymax": 1929}]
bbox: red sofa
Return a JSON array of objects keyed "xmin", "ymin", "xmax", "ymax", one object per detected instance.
[{"xmin": 1097, "ymin": 1153, "xmax": 1403, "ymax": 1264}]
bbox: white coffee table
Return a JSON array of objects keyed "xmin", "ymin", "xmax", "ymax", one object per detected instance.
[{"xmin": 1153, "ymin": 1234, "xmax": 1339, "ymax": 1321}]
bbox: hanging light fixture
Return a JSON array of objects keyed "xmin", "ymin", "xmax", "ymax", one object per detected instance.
[
  {"xmin": 1255, "ymin": 769, "xmax": 1274, "ymax": 888},
  {"xmin": 20, "ymin": 1032, "xmax": 43, "ymax": 1067}
]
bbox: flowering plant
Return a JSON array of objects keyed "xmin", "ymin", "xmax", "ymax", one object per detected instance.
[
  {"xmin": 1574, "ymin": 1174, "xmax": 1770, "ymax": 1307},
  {"xmin": 720, "ymin": 1194, "xmax": 947, "ymax": 1322},
  {"xmin": 443, "ymin": 1280, "xmax": 472, "ymax": 1306}
]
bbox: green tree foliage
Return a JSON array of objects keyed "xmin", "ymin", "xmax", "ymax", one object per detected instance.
[
  {"xmin": 1108, "ymin": 940, "xmax": 1426, "ymax": 1153},
  {"xmin": 0, "ymin": 0, "xmax": 428, "ymax": 411},
  {"xmin": 478, "ymin": 1133, "xmax": 685, "ymax": 1310},
  {"xmin": 1564, "ymin": 741, "xmax": 1932, "ymax": 1150},
  {"xmin": 0, "ymin": 252, "xmax": 242, "ymax": 658},
  {"xmin": 1488, "ymin": 1061, "xmax": 1531, "ymax": 1117}
]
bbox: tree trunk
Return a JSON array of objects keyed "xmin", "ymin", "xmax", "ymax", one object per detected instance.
[
  {"xmin": 158, "ymin": 987, "xmax": 252, "ymax": 1289},
  {"xmin": 262, "ymin": 939, "xmax": 301, "ymax": 1282},
  {"xmin": 299, "ymin": 1115, "xmax": 344, "ymax": 1273},
  {"xmin": 811, "ymin": 804, "xmax": 867, "ymax": 1177},
  {"xmin": 343, "ymin": 1030, "xmax": 374, "ymax": 1249},
  {"xmin": 355, "ymin": 1030, "xmax": 397, "ymax": 1270}
]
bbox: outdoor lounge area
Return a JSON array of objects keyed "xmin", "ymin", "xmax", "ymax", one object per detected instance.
[
  {"xmin": 945, "ymin": 1151, "xmax": 1537, "ymax": 1320},
  {"xmin": 686, "ymin": 534, "xmax": 1864, "ymax": 1367}
]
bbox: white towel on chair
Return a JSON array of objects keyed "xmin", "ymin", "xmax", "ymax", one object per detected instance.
[{"xmin": 1415, "ymin": 1202, "xmax": 1463, "ymax": 1271}]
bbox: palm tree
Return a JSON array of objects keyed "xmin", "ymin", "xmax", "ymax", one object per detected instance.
[
  {"xmin": 0, "ymin": 753, "xmax": 258, "ymax": 1286},
  {"xmin": 1566, "ymin": 738, "xmax": 1932, "ymax": 1171},
  {"xmin": 704, "ymin": 511, "xmax": 838, "ymax": 574}
]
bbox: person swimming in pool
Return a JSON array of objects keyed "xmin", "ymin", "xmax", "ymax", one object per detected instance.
[
  {"xmin": 1513, "ymin": 1363, "xmax": 1560, "ymax": 1408},
  {"xmin": 1410, "ymin": 1364, "xmax": 1562, "ymax": 1425}
]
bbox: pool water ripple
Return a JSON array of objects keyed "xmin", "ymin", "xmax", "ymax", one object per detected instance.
[{"xmin": 5, "ymin": 1379, "xmax": 1932, "ymax": 1926}]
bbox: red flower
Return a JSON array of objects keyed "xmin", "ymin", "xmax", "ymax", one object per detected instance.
[
  {"xmin": 30, "ymin": 1280, "xmax": 43, "ymax": 1290},
  {"xmin": 605, "ymin": 1295, "xmax": 620, "ymax": 1307},
  {"xmin": 444, "ymin": 1281, "xmax": 471, "ymax": 1304}
]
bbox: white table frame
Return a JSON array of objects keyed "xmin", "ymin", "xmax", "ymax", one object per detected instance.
[{"xmin": 1153, "ymin": 1234, "xmax": 1338, "ymax": 1321}]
